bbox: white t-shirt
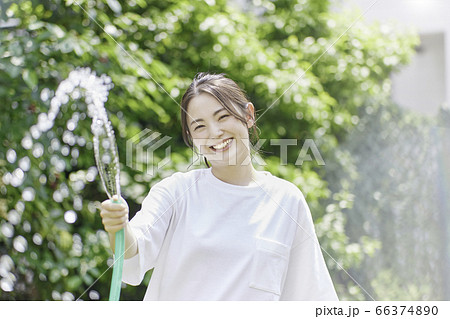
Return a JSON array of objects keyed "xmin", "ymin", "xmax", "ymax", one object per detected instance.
[{"xmin": 122, "ymin": 168, "xmax": 338, "ymax": 301}]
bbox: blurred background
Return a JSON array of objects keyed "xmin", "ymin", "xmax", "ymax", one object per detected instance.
[{"xmin": 0, "ymin": 0, "xmax": 449, "ymax": 300}]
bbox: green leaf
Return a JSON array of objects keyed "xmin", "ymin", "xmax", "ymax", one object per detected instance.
[
  {"xmin": 67, "ymin": 276, "xmax": 83, "ymax": 291},
  {"xmin": 22, "ymin": 69, "xmax": 38, "ymax": 89},
  {"xmin": 49, "ymin": 269, "xmax": 61, "ymax": 283}
]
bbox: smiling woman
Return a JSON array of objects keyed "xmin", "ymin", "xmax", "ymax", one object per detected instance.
[
  {"xmin": 99, "ymin": 72, "xmax": 339, "ymax": 301},
  {"xmin": 181, "ymin": 73, "xmax": 258, "ymax": 154},
  {"xmin": 180, "ymin": 73, "xmax": 259, "ymax": 185}
]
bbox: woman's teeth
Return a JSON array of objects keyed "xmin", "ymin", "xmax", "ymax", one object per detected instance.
[{"xmin": 212, "ymin": 138, "xmax": 232, "ymax": 150}]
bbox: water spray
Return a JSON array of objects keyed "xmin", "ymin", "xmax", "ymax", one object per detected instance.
[{"xmin": 31, "ymin": 67, "xmax": 124, "ymax": 301}]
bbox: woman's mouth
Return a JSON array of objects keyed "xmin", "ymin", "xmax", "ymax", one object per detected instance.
[{"xmin": 210, "ymin": 138, "xmax": 233, "ymax": 152}]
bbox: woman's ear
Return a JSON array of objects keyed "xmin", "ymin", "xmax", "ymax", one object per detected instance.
[{"xmin": 245, "ymin": 102, "xmax": 255, "ymax": 128}]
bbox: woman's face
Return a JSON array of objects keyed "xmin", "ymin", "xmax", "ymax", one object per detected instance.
[{"xmin": 186, "ymin": 93, "xmax": 253, "ymax": 167}]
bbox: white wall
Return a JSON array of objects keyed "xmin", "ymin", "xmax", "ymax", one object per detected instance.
[
  {"xmin": 337, "ymin": 0, "xmax": 450, "ymax": 115},
  {"xmin": 391, "ymin": 33, "xmax": 446, "ymax": 115}
]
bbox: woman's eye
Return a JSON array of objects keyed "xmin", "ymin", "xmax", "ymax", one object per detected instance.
[
  {"xmin": 219, "ymin": 115, "xmax": 229, "ymax": 120},
  {"xmin": 194, "ymin": 125, "xmax": 205, "ymax": 131}
]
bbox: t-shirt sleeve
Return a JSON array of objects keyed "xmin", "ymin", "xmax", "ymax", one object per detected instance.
[
  {"xmin": 280, "ymin": 193, "xmax": 339, "ymax": 301},
  {"xmin": 121, "ymin": 181, "xmax": 175, "ymax": 286}
]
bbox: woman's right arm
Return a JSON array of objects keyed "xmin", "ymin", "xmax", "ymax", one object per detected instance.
[
  {"xmin": 103, "ymin": 176, "xmax": 179, "ymax": 286},
  {"xmin": 100, "ymin": 197, "xmax": 138, "ymax": 259}
]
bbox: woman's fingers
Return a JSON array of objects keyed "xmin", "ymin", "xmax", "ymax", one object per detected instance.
[
  {"xmin": 100, "ymin": 216, "xmax": 128, "ymax": 229},
  {"xmin": 100, "ymin": 214, "xmax": 128, "ymax": 225},
  {"xmin": 101, "ymin": 213, "xmax": 128, "ymax": 232},
  {"xmin": 101, "ymin": 199, "xmax": 127, "ymax": 211},
  {"xmin": 100, "ymin": 208, "xmax": 127, "ymax": 218},
  {"xmin": 99, "ymin": 197, "xmax": 129, "ymax": 234}
]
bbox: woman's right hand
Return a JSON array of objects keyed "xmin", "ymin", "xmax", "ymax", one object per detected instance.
[{"xmin": 100, "ymin": 195, "xmax": 129, "ymax": 234}]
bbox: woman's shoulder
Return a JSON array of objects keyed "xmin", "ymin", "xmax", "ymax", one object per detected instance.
[{"xmin": 260, "ymin": 171, "xmax": 306, "ymax": 200}]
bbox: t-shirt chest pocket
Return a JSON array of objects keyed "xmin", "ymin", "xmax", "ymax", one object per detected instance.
[{"xmin": 249, "ymin": 237, "xmax": 290, "ymax": 296}]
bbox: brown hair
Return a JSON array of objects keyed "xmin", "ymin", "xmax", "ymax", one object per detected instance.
[{"xmin": 180, "ymin": 72, "xmax": 258, "ymax": 153}]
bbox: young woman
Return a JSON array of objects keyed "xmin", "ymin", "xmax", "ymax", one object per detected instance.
[{"xmin": 100, "ymin": 72, "xmax": 338, "ymax": 301}]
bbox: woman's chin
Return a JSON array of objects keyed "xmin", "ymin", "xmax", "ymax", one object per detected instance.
[{"xmin": 207, "ymin": 153, "xmax": 252, "ymax": 168}]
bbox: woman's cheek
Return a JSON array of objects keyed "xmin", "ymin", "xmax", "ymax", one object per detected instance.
[{"xmin": 192, "ymin": 139, "xmax": 208, "ymax": 154}]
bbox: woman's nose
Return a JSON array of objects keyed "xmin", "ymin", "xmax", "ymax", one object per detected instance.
[{"xmin": 208, "ymin": 122, "xmax": 223, "ymax": 138}]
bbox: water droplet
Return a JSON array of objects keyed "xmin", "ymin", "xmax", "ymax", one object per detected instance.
[
  {"xmin": 11, "ymin": 168, "xmax": 25, "ymax": 187},
  {"xmin": 40, "ymin": 88, "xmax": 51, "ymax": 102},
  {"xmin": 52, "ymin": 290, "xmax": 61, "ymax": 300},
  {"xmin": 39, "ymin": 161, "xmax": 46, "ymax": 170},
  {"xmin": 18, "ymin": 156, "xmax": 31, "ymax": 172},
  {"xmin": 107, "ymin": 257, "xmax": 114, "ymax": 267},
  {"xmin": 72, "ymin": 88, "xmax": 81, "ymax": 99},
  {"xmin": 101, "ymin": 154, "xmax": 111, "ymax": 164},
  {"xmin": 14, "ymin": 203, "xmax": 24, "ymax": 215},
  {"xmin": 6, "ymin": 149, "xmax": 17, "ymax": 163},
  {"xmin": 67, "ymin": 119, "xmax": 77, "ymax": 131},
  {"xmin": 21, "ymin": 135, "xmax": 33, "ymax": 150},
  {"xmin": 13, "ymin": 168, "xmax": 24, "ymax": 179},
  {"xmin": 62, "ymin": 292, "xmax": 75, "ymax": 301},
  {"xmin": 13, "ymin": 236, "xmax": 28, "ymax": 253},
  {"xmin": 73, "ymin": 196, "xmax": 83, "ymax": 211},
  {"xmin": 373, "ymin": 192, "xmax": 382, "ymax": 201},
  {"xmin": 50, "ymin": 138, "xmax": 60, "ymax": 151},
  {"xmin": 39, "ymin": 174, "xmax": 47, "ymax": 184},
  {"xmin": 54, "ymin": 159, "xmax": 66, "ymax": 172},
  {"xmin": 61, "ymin": 145, "xmax": 70, "ymax": 156},
  {"xmin": 0, "ymin": 277, "xmax": 14, "ymax": 292},
  {"xmin": 7, "ymin": 210, "xmax": 21, "ymax": 225},
  {"xmin": 23, "ymin": 221, "xmax": 31, "ymax": 232},
  {"xmin": 62, "ymin": 131, "xmax": 74, "ymax": 145},
  {"xmin": 33, "ymin": 233, "xmax": 43, "ymax": 245},
  {"xmin": 59, "ymin": 81, "xmax": 75, "ymax": 94},
  {"xmin": 0, "ymin": 255, "xmax": 14, "ymax": 274},
  {"xmin": 32, "ymin": 143, "xmax": 44, "ymax": 158},
  {"xmin": 53, "ymin": 191, "xmax": 63, "ymax": 203},
  {"xmin": 60, "ymin": 183, "xmax": 69, "ymax": 198},
  {"xmin": 73, "ymin": 180, "xmax": 85, "ymax": 192},
  {"xmin": 64, "ymin": 210, "xmax": 77, "ymax": 224},
  {"xmin": 30, "ymin": 125, "xmax": 42, "ymax": 139},
  {"xmin": 22, "ymin": 187, "xmax": 35, "ymax": 201},
  {"xmin": 89, "ymin": 290, "xmax": 100, "ymax": 300},
  {"xmin": 86, "ymin": 167, "xmax": 97, "ymax": 182},
  {"xmin": 77, "ymin": 136, "xmax": 86, "ymax": 147},
  {"xmin": 2, "ymin": 172, "xmax": 12, "ymax": 185},
  {"xmin": 88, "ymin": 201, "xmax": 97, "ymax": 213},
  {"xmin": 50, "ymin": 97, "xmax": 61, "ymax": 111},
  {"xmin": 92, "ymin": 123, "xmax": 104, "ymax": 136},
  {"xmin": 55, "ymin": 90, "xmax": 69, "ymax": 105},
  {"xmin": 37, "ymin": 113, "xmax": 53, "ymax": 132},
  {"xmin": 1, "ymin": 223, "xmax": 14, "ymax": 238},
  {"xmin": 71, "ymin": 148, "xmax": 79, "ymax": 159},
  {"xmin": 102, "ymin": 139, "xmax": 111, "ymax": 149}
]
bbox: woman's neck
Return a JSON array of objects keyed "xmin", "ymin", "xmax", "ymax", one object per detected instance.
[{"xmin": 211, "ymin": 163, "xmax": 259, "ymax": 186}]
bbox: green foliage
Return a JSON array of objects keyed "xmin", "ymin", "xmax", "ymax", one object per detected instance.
[{"xmin": 0, "ymin": 0, "xmax": 418, "ymax": 300}]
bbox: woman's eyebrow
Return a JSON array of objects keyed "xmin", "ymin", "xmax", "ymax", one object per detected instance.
[{"xmin": 190, "ymin": 108, "xmax": 227, "ymax": 126}]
